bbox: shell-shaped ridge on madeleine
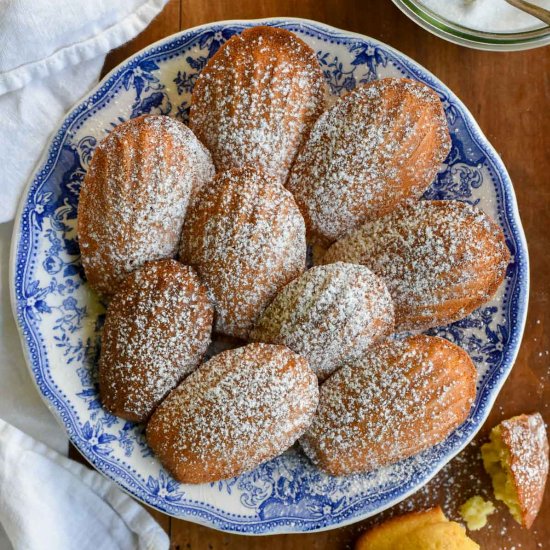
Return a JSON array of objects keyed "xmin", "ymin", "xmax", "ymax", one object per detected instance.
[
  {"xmin": 180, "ymin": 166, "xmax": 307, "ymax": 339},
  {"xmin": 251, "ymin": 262, "xmax": 394, "ymax": 380},
  {"xmin": 300, "ymin": 334, "xmax": 477, "ymax": 476},
  {"xmin": 286, "ymin": 78, "xmax": 451, "ymax": 246},
  {"xmin": 146, "ymin": 342, "xmax": 319, "ymax": 483},
  {"xmin": 190, "ymin": 26, "xmax": 326, "ymax": 184},
  {"xmin": 99, "ymin": 259, "xmax": 214, "ymax": 423},
  {"xmin": 322, "ymin": 199, "xmax": 510, "ymax": 332},
  {"xmin": 78, "ymin": 115, "xmax": 214, "ymax": 296}
]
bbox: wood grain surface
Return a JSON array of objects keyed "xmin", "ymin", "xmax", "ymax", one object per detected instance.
[{"xmin": 95, "ymin": 0, "xmax": 550, "ymax": 547}]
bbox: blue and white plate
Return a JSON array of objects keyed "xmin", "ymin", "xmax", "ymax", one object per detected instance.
[{"xmin": 10, "ymin": 18, "xmax": 528, "ymax": 534}]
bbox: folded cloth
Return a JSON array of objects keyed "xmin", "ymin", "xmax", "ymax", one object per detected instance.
[
  {"xmin": 1, "ymin": 1, "xmax": 171, "ymax": 547},
  {"xmin": 0, "ymin": 419, "xmax": 170, "ymax": 550},
  {"xmin": 0, "ymin": 0, "xmax": 169, "ymax": 223}
]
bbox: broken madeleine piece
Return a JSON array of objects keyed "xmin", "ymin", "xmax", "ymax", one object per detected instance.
[
  {"xmin": 355, "ymin": 506, "xmax": 479, "ymax": 550},
  {"xmin": 481, "ymin": 412, "xmax": 549, "ymax": 528},
  {"xmin": 459, "ymin": 496, "xmax": 495, "ymax": 531}
]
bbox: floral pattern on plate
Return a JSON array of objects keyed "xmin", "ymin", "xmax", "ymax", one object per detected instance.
[{"xmin": 11, "ymin": 19, "xmax": 528, "ymax": 534}]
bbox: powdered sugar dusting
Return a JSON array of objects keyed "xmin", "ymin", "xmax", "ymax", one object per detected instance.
[
  {"xmin": 147, "ymin": 343, "xmax": 319, "ymax": 483},
  {"xmin": 323, "ymin": 200, "xmax": 510, "ymax": 332},
  {"xmin": 286, "ymin": 78, "xmax": 451, "ymax": 246},
  {"xmin": 180, "ymin": 166, "xmax": 306, "ymax": 339},
  {"xmin": 78, "ymin": 115, "xmax": 215, "ymax": 296},
  {"xmin": 300, "ymin": 335, "xmax": 477, "ymax": 476},
  {"xmin": 99, "ymin": 260, "xmax": 214, "ymax": 422},
  {"xmin": 501, "ymin": 413, "xmax": 549, "ymax": 527},
  {"xmin": 190, "ymin": 26, "xmax": 325, "ymax": 184},
  {"xmin": 251, "ymin": 262, "xmax": 394, "ymax": 380}
]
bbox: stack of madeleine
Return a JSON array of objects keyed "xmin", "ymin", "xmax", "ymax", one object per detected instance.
[{"xmin": 77, "ymin": 26, "xmax": 512, "ymax": 485}]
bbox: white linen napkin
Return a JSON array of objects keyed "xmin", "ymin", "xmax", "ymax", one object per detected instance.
[
  {"xmin": 0, "ymin": 0, "xmax": 169, "ymax": 223},
  {"xmin": 1, "ymin": 0, "xmax": 171, "ymax": 547},
  {"xmin": 0, "ymin": 418, "xmax": 170, "ymax": 550}
]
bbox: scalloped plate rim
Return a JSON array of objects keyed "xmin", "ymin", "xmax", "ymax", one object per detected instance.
[{"xmin": 9, "ymin": 17, "xmax": 529, "ymax": 535}]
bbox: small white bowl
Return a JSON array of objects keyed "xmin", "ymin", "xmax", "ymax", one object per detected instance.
[{"xmin": 392, "ymin": 0, "xmax": 550, "ymax": 50}]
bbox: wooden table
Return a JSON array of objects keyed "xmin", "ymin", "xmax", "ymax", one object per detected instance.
[{"xmin": 97, "ymin": 1, "xmax": 550, "ymax": 547}]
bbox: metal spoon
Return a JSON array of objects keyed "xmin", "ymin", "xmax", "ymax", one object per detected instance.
[{"xmin": 505, "ymin": 0, "xmax": 550, "ymax": 26}]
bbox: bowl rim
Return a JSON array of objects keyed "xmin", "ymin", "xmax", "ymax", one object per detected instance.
[
  {"xmin": 9, "ymin": 16, "xmax": 530, "ymax": 534},
  {"xmin": 391, "ymin": 0, "xmax": 550, "ymax": 51}
]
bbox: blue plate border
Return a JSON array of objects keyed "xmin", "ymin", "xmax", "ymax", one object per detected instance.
[{"xmin": 10, "ymin": 18, "xmax": 529, "ymax": 534}]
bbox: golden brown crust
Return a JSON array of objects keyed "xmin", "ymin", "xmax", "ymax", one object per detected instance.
[
  {"xmin": 99, "ymin": 259, "xmax": 214, "ymax": 422},
  {"xmin": 180, "ymin": 166, "xmax": 306, "ymax": 339},
  {"xmin": 146, "ymin": 343, "xmax": 319, "ymax": 483},
  {"xmin": 355, "ymin": 507, "xmax": 447, "ymax": 549},
  {"xmin": 356, "ymin": 506, "xmax": 479, "ymax": 549},
  {"xmin": 286, "ymin": 78, "xmax": 451, "ymax": 246},
  {"xmin": 322, "ymin": 200, "xmax": 510, "ymax": 332},
  {"xmin": 189, "ymin": 26, "xmax": 325, "ymax": 184},
  {"xmin": 500, "ymin": 413, "xmax": 549, "ymax": 528},
  {"xmin": 300, "ymin": 335, "xmax": 477, "ymax": 476},
  {"xmin": 78, "ymin": 115, "xmax": 214, "ymax": 297}
]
